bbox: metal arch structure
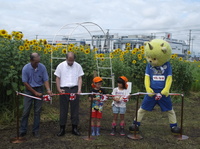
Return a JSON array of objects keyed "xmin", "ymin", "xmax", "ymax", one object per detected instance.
[
  {"xmin": 50, "ymin": 22, "xmax": 114, "ymax": 99},
  {"xmin": 51, "ymin": 22, "xmax": 106, "ymax": 47}
]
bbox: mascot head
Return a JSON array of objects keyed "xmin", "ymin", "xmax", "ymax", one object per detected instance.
[{"xmin": 144, "ymin": 39, "xmax": 172, "ymax": 67}]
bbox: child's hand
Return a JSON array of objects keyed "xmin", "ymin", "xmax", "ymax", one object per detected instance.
[
  {"xmin": 95, "ymin": 97, "xmax": 100, "ymax": 101},
  {"xmin": 114, "ymin": 97, "xmax": 120, "ymax": 102}
]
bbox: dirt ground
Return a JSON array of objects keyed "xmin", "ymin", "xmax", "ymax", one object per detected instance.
[{"xmin": 0, "ymin": 94, "xmax": 200, "ymax": 149}]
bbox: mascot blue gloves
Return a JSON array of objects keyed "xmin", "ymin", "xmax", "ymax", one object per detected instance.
[{"xmin": 129, "ymin": 39, "xmax": 181, "ymax": 135}]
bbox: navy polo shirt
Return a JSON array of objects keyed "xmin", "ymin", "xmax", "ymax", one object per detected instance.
[{"xmin": 22, "ymin": 63, "xmax": 49, "ymax": 87}]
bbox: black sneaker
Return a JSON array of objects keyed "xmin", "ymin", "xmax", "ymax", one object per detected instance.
[
  {"xmin": 129, "ymin": 124, "xmax": 139, "ymax": 133},
  {"xmin": 171, "ymin": 126, "xmax": 181, "ymax": 135}
]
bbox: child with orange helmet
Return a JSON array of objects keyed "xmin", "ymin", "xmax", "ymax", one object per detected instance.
[
  {"xmin": 110, "ymin": 76, "xmax": 130, "ymax": 136},
  {"xmin": 89, "ymin": 77, "xmax": 107, "ymax": 136}
]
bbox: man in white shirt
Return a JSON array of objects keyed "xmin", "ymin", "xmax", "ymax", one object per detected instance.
[{"xmin": 54, "ymin": 52, "xmax": 84, "ymax": 136}]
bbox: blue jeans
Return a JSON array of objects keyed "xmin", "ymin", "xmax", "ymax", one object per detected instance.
[
  {"xmin": 112, "ymin": 105, "xmax": 126, "ymax": 114},
  {"xmin": 20, "ymin": 86, "xmax": 43, "ymax": 133}
]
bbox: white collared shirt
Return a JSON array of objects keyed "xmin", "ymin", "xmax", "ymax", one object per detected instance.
[{"xmin": 54, "ymin": 61, "xmax": 84, "ymax": 87}]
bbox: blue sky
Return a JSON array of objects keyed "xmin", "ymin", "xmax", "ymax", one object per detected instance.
[{"xmin": 1, "ymin": 0, "xmax": 200, "ymax": 53}]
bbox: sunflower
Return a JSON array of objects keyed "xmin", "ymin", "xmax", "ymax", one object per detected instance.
[
  {"xmin": 14, "ymin": 35, "xmax": 21, "ymax": 40},
  {"xmin": 44, "ymin": 49, "xmax": 48, "ymax": 54},
  {"xmin": 7, "ymin": 35, "xmax": 12, "ymax": 40},
  {"xmin": 47, "ymin": 44, "xmax": 51, "ymax": 49},
  {"xmin": 84, "ymin": 49, "xmax": 90, "ymax": 54},
  {"xmin": 100, "ymin": 58, "xmax": 105, "ymax": 61},
  {"xmin": 137, "ymin": 54, "xmax": 142, "ymax": 60},
  {"xmin": 125, "ymin": 50, "xmax": 129, "ymax": 53},
  {"xmin": 171, "ymin": 55, "xmax": 175, "ymax": 59},
  {"xmin": 75, "ymin": 47, "xmax": 79, "ymax": 50},
  {"xmin": 179, "ymin": 57, "xmax": 183, "ymax": 61},
  {"xmin": 143, "ymin": 60, "xmax": 146, "ymax": 63},
  {"xmin": 29, "ymin": 41, "xmax": 34, "ymax": 45},
  {"xmin": 132, "ymin": 50, "xmax": 136, "ymax": 55},
  {"xmin": 140, "ymin": 46, "xmax": 144, "ymax": 50},
  {"xmin": 62, "ymin": 48, "xmax": 67, "ymax": 54},
  {"xmin": 25, "ymin": 46, "xmax": 30, "ymax": 51},
  {"xmin": 109, "ymin": 53, "xmax": 114, "ymax": 59},
  {"xmin": 99, "ymin": 53, "xmax": 104, "ymax": 58},
  {"xmin": 37, "ymin": 46, "xmax": 42, "ymax": 51},
  {"xmin": 3, "ymin": 34, "xmax": 8, "ymax": 38},
  {"xmin": 94, "ymin": 54, "xmax": 99, "ymax": 59},
  {"xmin": 39, "ymin": 39, "xmax": 43, "ymax": 43},
  {"xmin": 23, "ymin": 42, "xmax": 27, "ymax": 46},
  {"xmin": 56, "ymin": 43, "xmax": 62, "ymax": 46},
  {"xmin": 119, "ymin": 55, "xmax": 124, "ymax": 59},
  {"xmin": 11, "ymin": 31, "xmax": 16, "ymax": 36},
  {"xmin": 0, "ymin": 29, "xmax": 8, "ymax": 36},
  {"xmin": 80, "ymin": 48, "xmax": 84, "ymax": 51},
  {"xmin": 43, "ymin": 39, "xmax": 47, "ymax": 45},
  {"xmin": 69, "ymin": 43, "xmax": 74, "ymax": 48},
  {"xmin": 48, "ymin": 49, "xmax": 52, "ymax": 54},
  {"xmin": 132, "ymin": 60, "xmax": 137, "ymax": 64},
  {"xmin": 93, "ymin": 48, "xmax": 98, "ymax": 52},
  {"xmin": 126, "ymin": 43, "xmax": 131, "ymax": 46},
  {"xmin": 68, "ymin": 47, "xmax": 73, "ymax": 52},
  {"xmin": 19, "ymin": 46, "xmax": 24, "ymax": 51},
  {"xmin": 134, "ymin": 48, "xmax": 139, "ymax": 52},
  {"xmin": 187, "ymin": 51, "xmax": 191, "ymax": 55},
  {"xmin": 120, "ymin": 58, "xmax": 124, "ymax": 61},
  {"xmin": 19, "ymin": 33, "xmax": 23, "ymax": 39}
]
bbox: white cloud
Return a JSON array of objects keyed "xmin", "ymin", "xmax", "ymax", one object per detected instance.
[{"xmin": 0, "ymin": 0, "xmax": 200, "ymax": 52}]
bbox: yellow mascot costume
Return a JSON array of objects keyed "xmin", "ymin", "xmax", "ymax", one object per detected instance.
[{"xmin": 129, "ymin": 39, "xmax": 180, "ymax": 134}]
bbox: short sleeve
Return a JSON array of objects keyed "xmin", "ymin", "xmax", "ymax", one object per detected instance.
[
  {"xmin": 101, "ymin": 88, "xmax": 106, "ymax": 94},
  {"xmin": 22, "ymin": 65, "xmax": 28, "ymax": 83},
  {"xmin": 78, "ymin": 65, "xmax": 84, "ymax": 77},
  {"xmin": 54, "ymin": 64, "xmax": 61, "ymax": 77},
  {"xmin": 111, "ymin": 88, "xmax": 117, "ymax": 95},
  {"xmin": 167, "ymin": 62, "xmax": 172, "ymax": 76},
  {"xmin": 42, "ymin": 65, "xmax": 49, "ymax": 81}
]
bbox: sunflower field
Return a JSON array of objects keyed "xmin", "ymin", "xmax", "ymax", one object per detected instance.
[{"xmin": 0, "ymin": 29, "xmax": 200, "ymax": 124}]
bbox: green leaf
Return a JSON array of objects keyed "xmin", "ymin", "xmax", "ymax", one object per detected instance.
[
  {"xmin": 12, "ymin": 82, "xmax": 18, "ymax": 90},
  {"xmin": 6, "ymin": 90, "xmax": 12, "ymax": 95}
]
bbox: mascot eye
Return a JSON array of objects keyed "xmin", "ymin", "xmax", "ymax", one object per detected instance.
[{"xmin": 153, "ymin": 58, "xmax": 156, "ymax": 60}]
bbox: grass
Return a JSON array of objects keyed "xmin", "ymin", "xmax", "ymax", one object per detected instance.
[{"xmin": 0, "ymin": 92, "xmax": 200, "ymax": 149}]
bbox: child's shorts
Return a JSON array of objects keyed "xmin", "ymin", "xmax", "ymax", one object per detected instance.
[
  {"xmin": 112, "ymin": 105, "xmax": 126, "ymax": 114},
  {"xmin": 91, "ymin": 109, "xmax": 102, "ymax": 119}
]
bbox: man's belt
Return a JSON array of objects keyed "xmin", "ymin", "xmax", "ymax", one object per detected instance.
[{"xmin": 62, "ymin": 86, "xmax": 78, "ymax": 90}]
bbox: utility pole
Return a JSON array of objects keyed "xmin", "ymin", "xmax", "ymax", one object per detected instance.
[
  {"xmin": 188, "ymin": 30, "xmax": 191, "ymax": 52},
  {"xmin": 36, "ymin": 35, "xmax": 38, "ymax": 40},
  {"xmin": 104, "ymin": 29, "xmax": 110, "ymax": 52}
]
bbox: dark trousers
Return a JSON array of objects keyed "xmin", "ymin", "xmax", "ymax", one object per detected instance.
[
  {"xmin": 20, "ymin": 86, "xmax": 43, "ymax": 133},
  {"xmin": 59, "ymin": 86, "xmax": 79, "ymax": 126}
]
